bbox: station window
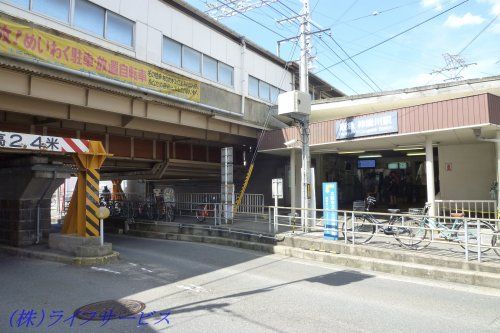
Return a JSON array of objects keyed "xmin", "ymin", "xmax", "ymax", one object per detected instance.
[
  {"xmin": 259, "ymin": 81, "xmax": 270, "ymax": 101},
  {"xmin": 203, "ymin": 55, "xmax": 218, "ymax": 82},
  {"xmin": 270, "ymin": 86, "xmax": 280, "ymax": 103},
  {"xmin": 162, "ymin": 36, "xmax": 234, "ymax": 88},
  {"xmin": 32, "ymin": 0, "xmax": 70, "ymax": 23},
  {"xmin": 182, "ymin": 46, "xmax": 202, "ymax": 74},
  {"xmin": 106, "ymin": 12, "xmax": 134, "ymax": 47},
  {"xmin": 218, "ymin": 62, "xmax": 233, "ymax": 87},
  {"xmin": 3, "ymin": 0, "xmax": 135, "ymax": 48},
  {"xmin": 163, "ymin": 37, "xmax": 182, "ymax": 67},
  {"xmin": 248, "ymin": 76, "xmax": 259, "ymax": 98},
  {"xmin": 5, "ymin": 0, "xmax": 29, "ymax": 8},
  {"xmin": 74, "ymin": 0, "xmax": 105, "ymax": 37},
  {"xmin": 248, "ymin": 75, "xmax": 282, "ymax": 104}
]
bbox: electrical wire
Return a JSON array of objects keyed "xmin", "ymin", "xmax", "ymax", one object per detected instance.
[
  {"xmin": 458, "ymin": 14, "xmax": 500, "ymax": 55},
  {"xmin": 315, "ymin": 0, "xmax": 470, "ymax": 74},
  {"xmin": 274, "ymin": 0, "xmax": 382, "ymax": 91}
]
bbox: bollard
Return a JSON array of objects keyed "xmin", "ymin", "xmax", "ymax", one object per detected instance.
[{"xmin": 96, "ymin": 206, "xmax": 110, "ymax": 247}]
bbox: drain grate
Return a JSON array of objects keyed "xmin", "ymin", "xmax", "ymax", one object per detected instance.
[{"xmin": 75, "ymin": 299, "xmax": 146, "ymax": 321}]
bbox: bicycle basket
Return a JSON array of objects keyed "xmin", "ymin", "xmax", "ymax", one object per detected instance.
[{"xmin": 353, "ymin": 200, "xmax": 365, "ymax": 211}]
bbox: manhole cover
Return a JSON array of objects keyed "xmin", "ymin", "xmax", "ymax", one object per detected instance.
[{"xmin": 75, "ymin": 299, "xmax": 146, "ymax": 321}]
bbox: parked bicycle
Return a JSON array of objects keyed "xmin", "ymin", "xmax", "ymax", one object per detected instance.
[
  {"xmin": 195, "ymin": 196, "xmax": 218, "ymax": 222},
  {"xmin": 394, "ymin": 203, "xmax": 499, "ymax": 254},
  {"xmin": 339, "ymin": 196, "xmax": 406, "ymax": 245}
]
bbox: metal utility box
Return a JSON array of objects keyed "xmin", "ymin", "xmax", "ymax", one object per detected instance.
[{"xmin": 278, "ymin": 90, "xmax": 311, "ymax": 118}]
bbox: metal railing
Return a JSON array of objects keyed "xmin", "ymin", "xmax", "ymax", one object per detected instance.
[
  {"xmin": 435, "ymin": 199, "xmax": 497, "ymax": 219},
  {"xmin": 268, "ymin": 204, "xmax": 500, "ymax": 263},
  {"xmin": 175, "ymin": 192, "xmax": 264, "ymax": 214}
]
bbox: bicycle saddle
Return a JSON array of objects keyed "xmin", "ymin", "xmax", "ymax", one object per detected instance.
[
  {"xmin": 387, "ymin": 209, "xmax": 400, "ymax": 213},
  {"xmin": 450, "ymin": 212, "xmax": 464, "ymax": 218}
]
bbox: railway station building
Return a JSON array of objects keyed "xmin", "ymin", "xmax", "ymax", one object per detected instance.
[{"xmin": 260, "ymin": 76, "xmax": 500, "ymax": 216}]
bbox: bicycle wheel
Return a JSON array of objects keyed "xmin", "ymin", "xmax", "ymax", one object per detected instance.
[
  {"xmin": 457, "ymin": 220, "xmax": 497, "ymax": 254},
  {"xmin": 392, "ymin": 217, "xmax": 429, "ymax": 250},
  {"xmin": 166, "ymin": 206, "xmax": 175, "ymax": 222},
  {"xmin": 195, "ymin": 205, "xmax": 207, "ymax": 222},
  {"xmin": 340, "ymin": 215, "xmax": 376, "ymax": 244},
  {"xmin": 146, "ymin": 203, "xmax": 154, "ymax": 220},
  {"xmin": 494, "ymin": 231, "xmax": 500, "ymax": 257}
]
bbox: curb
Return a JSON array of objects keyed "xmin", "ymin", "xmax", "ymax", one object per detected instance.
[
  {"xmin": 0, "ymin": 245, "xmax": 120, "ymax": 265},
  {"xmin": 127, "ymin": 229, "xmax": 500, "ymax": 289}
]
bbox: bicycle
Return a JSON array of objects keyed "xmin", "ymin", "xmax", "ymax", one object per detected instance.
[
  {"xmin": 339, "ymin": 196, "xmax": 406, "ymax": 245},
  {"xmin": 394, "ymin": 203, "xmax": 498, "ymax": 254},
  {"xmin": 195, "ymin": 196, "xmax": 218, "ymax": 223}
]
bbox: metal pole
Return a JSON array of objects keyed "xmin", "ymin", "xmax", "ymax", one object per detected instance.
[
  {"xmin": 464, "ymin": 218, "xmax": 469, "ymax": 261},
  {"xmin": 100, "ymin": 218, "xmax": 104, "ymax": 246},
  {"xmin": 274, "ymin": 196, "xmax": 278, "ymax": 232},
  {"xmin": 351, "ymin": 211, "xmax": 355, "ymax": 245},
  {"xmin": 268, "ymin": 207, "xmax": 272, "ymax": 233},
  {"xmin": 425, "ymin": 137, "xmax": 436, "ymax": 216},
  {"xmin": 477, "ymin": 219, "xmax": 481, "ymax": 262},
  {"xmin": 343, "ymin": 211, "xmax": 347, "ymax": 244}
]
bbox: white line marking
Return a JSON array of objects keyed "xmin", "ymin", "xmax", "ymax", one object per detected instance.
[{"xmin": 91, "ymin": 267, "xmax": 121, "ymax": 274}]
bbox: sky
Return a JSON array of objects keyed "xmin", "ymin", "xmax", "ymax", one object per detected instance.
[{"xmin": 185, "ymin": 0, "xmax": 500, "ymax": 95}]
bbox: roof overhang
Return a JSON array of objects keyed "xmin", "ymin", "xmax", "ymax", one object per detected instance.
[{"xmin": 311, "ymin": 75, "xmax": 500, "ymax": 121}]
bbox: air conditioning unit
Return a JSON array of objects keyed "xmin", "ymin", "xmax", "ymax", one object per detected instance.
[{"xmin": 278, "ymin": 90, "xmax": 311, "ymax": 118}]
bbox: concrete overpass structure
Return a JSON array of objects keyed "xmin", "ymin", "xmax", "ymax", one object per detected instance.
[{"xmin": 0, "ymin": 0, "xmax": 342, "ymax": 246}]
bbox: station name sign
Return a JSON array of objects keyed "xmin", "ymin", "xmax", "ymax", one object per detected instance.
[
  {"xmin": 0, "ymin": 15, "xmax": 200, "ymax": 102},
  {"xmin": 335, "ymin": 111, "xmax": 398, "ymax": 140}
]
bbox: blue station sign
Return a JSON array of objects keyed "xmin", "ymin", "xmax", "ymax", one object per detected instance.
[{"xmin": 322, "ymin": 182, "xmax": 338, "ymax": 240}]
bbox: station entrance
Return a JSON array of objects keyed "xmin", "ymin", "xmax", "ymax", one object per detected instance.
[{"xmin": 319, "ymin": 147, "xmax": 438, "ymax": 211}]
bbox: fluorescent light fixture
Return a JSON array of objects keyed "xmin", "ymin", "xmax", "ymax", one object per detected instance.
[
  {"xmin": 359, "ymin": 154, "xmax": 382, "ymax": 158},
  {"xmin": 406, "ymin": 152, "xmax": 426, "ymax": 156},
  {"xmin": 338, "ymin": 150, "xmax": 365, "ymax": 154},
  {"xmin": 394, "ymin": 146, "xmax": 424, "ymax": 151}
]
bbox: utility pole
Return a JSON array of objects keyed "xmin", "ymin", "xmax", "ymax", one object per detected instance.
[
  {"xmin": 209, "ymin": 0, "xmax": 324, "ymax": 229},
  {"xmin": 276, "ymin": 0, "xmax": 326, "ymax": 230},
  {"xmin": 299, "ymin": 0, "xmax": 312, "ymax": 231}
]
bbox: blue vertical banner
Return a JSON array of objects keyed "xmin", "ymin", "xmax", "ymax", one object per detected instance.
[{"xmin": 322, "ymin": 182, "xmax": 338, "ymax": 240}]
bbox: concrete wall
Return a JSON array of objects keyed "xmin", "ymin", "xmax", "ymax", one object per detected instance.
[{"xmin": 438, "ymin": 143, "xmax": 496, "ymax": 200}]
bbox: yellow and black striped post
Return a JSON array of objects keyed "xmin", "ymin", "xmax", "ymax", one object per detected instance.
[
  {"xmin": 62, "ymin": 141, "xmax": 109, "ymax": 237},
  {"xmin": 85, "ymin": 168, "xmax": 101, "ymax": 237}
]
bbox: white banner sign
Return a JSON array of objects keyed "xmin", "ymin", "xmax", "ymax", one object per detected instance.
[{"xmin": 0, "ymin": 131, "xmax": 90, "ymax": 153}]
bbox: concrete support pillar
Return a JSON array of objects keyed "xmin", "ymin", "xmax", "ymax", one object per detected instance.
[
  {"xmin": 425, "ymin": 137, "xmax": 436, "ymax": 216},
  {"xmin": 289, "ymin": 149, "xmax": 301, "ymax": 209},
  {"xmin": 0, "ymin": 156, "xmax": 71, "ymax": 246}
]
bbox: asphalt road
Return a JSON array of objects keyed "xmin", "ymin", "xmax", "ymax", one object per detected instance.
[{"xmin": 1, "ymin": 234, "xmax": 500, "ymax": 332}]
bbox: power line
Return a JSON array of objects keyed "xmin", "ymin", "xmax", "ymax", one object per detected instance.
[
  {"xmin": 331, "ymin": 0, "xmax": 359, "ymax": 25},
  {"xmin": 274, "ymin": 0, "xmax": 382, "ymax": 91},
  {"xmin": 213, "ymin": 0, "xmax": 287, "ymax": 38},
  {"xmin": 315, "ymin": 0, "xmax": 470, "ymax": 74},
  {"xmin": 319, "ymin": 34, "xmax": 383, "ymax": 91},
  {"xmin": 315, "ymin": 59, "xmax": 359, "ymax": 94},
  {"xmin": 344, "ymin": 0, "xmax": 422, "ymax": 26},
  {"xmin": 459, "ymin": 14, "xmax": 500, "ymax": 55}
]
